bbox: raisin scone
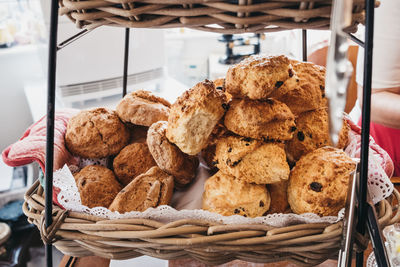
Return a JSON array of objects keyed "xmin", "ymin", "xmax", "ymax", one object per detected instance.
[
  {"xmin": 116, "ymin": 90, "xmax": 171, "ymax": 127},
  {"xmin": 287, "ymin": 147, "xmax": 356, "ymax": 216},
  {"xmin": 224, "ymin": 98, "xmax": 296, "ymax": 141},
  {"xmin": 147, "ymin": 121, "xmax": 199, "ymax": 187},
  {"xmin": 113, "ymin": 143, "xmax": 156, "ymax": 186},
  {"xmin": 74, "ymin": 165, "xmax": 122, "ymax": 208},
  {"xmin": 109, "ymin": 166, "xmax": 174, "ymax": 213},
  {"xmin": 65, "ymin": 108, "xmax": 129, "ymax": 158},
  {"xmin": 285, "ymin": 108, "xmax": 351, "ymax": 162},
  {"xmin": 214, "ymin": 135, "xmax": 290, "ymax": 184},
  {"xmin": 225, "ymin": 55, "xmax": 296, "ymax": 100},
  {"xmin": 271, "ymin": 61, "xmax": 326, "ymax": 115},
  {"xmin": 202, "ymin": 171, "xmax": 271, "ymax": 217},
  {"xmin": 166, "ymin": 80, "xmax": 227, "ymax": 155}
]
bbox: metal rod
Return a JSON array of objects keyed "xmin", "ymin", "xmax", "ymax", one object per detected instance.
[
  {"xmin": 45, "ymin": 0, "xmax": 60, "ymax": 265},
  {"xmin": 57, "ymin": 29, "xmax": 92, "ymax": 51},
  {"xmin": 302, "ymin": 29, "xmax": 307, "ymax": 61},
  {"xmin": 356, "ymin": 0, "xmax": 375, "ymax": 265},
  {"xmin": 122, "ymin": 28, "xmax": 130, "ymax": 97},
  {"xmin": 367, "ymin": 205, "xmax": 389, "ymax": 267},
  {"xmin": 347, "ymin": 33, "xmax": 365, "ymax": 48}
]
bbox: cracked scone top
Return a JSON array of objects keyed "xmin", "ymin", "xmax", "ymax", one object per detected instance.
[
  {"xmin": 65, "ymin": 107, "xmax": 130, "ymax": 158},
  {"xmin": 225, "ymin": 55, "xmax": 295, "ymax": 100}
]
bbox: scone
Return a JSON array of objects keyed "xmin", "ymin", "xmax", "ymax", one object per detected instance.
[
  {"xmin": 109, "ymin": 166, "xmax": 174, "ymax": 213},
  {"xmin": 285, "ymin": 108, "xmax": 351, "ymax": 162},
  {"xmin": 116, "ymin": 90, "xmax": 171, "ymax": 127},
  {"xmin": 271, "ymin": 62, "xmax": 325, "ymax": 115},
  {"xmin": 202, "ymin": 171, "xmax": 270, "ymax": 217},
  {"xmin": 147, "ymin": 121, "xmax": 199, "ymax": 187},
  {"xmin": 285, "ymin": 108, "xmax": 331, "ymax": 162},
  {"xmin": 287, "ymin": 147, "xmax": 356, "ymax": 216},
  {"xmin": 166, "ymin": 80, "xmax": 227, "ymax": 155},
  {"xmin": 266, "ymin": 181, "xmax": 289, "ymax": 214},
  {"xmin": 74, "ymin": 165, "xmax": 122, "ymax": 208},
  {"xmin": 113, "ymin": 143, "xmax": 156, "ymax": 186},
  {"xmin": 225, "ymin": 55, "xmax": 295, "ymax": 100},
  {"xmin": 214, "ymin": 136, "xmax": 290, "ymax": 184},
  {"xmin": 213, "ymin": 77, "xmax": 232, "ymax": 101},
  {"xmin": 65, "ymin": 108, "xmax": 129, "ymax": 158},
  {"xmin": 224, "ymin": 98, "xmax": 296, "ymax": 141}
]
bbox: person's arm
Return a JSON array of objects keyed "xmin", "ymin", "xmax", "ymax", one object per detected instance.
[{"xmin": 358, "ymin": 86, "xmax": 400, "ymax": 129}]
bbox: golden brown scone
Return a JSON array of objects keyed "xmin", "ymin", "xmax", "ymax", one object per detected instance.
[
  {"xmin": 266, "ymin": 181, "xmax": 289, "ymax": 214},
  {"xmin": 225, "ymin": 55, "xmax": 295, "ymax": 100},
  {"xmin": 147, "ymin": 121, "xmax": 199, "ymax": 187},
  {"xmin": 113, "ymin": 143, "xmax": 156, "ymax": 186},
  {"xmin": 116, "ymin": 90, "xmax": 171, "ymax": 127},
  {"xmin": 287, "ymin": 147, "xmax": 356, "ymax": 216},
  {"xmin": 65, "ymin": 108, "xmax": 129, "ymax": 158},
  {"xmin": 202, "ymin": 171, "xmax": 270, "ymax": 217},
  {"xmin": 224, "ymin": 98, "xmax": 296, "ymax": 141},
  {"xmin": 127, "ymin": 124, "xmax": 148, "ymax": 144},
  {"xmin": 285, "ymin": 109, "xmax": 351, "ymax": 162},
  {"xmin": 74, "ymin": 165, "xmax": 122, "ymax": 208},
  {"xmin": 109, "ymin": 166, "xmax": 174, "ymax": 213},
  {"xmin": 285, "ymin": 108, "xmax": 331, "ymax": 162},
  {"xmin": 271, "ymin": 62, "xmax": 325, "ymax": 115},
  {"xmin": 214, "ymin": 136, "xmax": 290, "ymax": 184},
  {"xmin": 166, "ymin": 80, "xmax": 227, "ymax": 155}
]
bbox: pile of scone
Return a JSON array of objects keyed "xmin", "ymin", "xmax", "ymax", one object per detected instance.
[{"xmin": 64, "ymin": 54, "xmax": 356, "ymax": 218}]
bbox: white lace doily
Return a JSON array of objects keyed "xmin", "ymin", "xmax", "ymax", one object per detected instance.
[
  {"xmin": 345, "ymin": 131, "xmax": 394, "ymax": 204},
  {"xmin": 55, "ymin": 165, "xmax": 343, "ymax": 227}
]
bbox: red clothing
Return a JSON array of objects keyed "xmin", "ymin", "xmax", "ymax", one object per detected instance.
[{"xmin": 358, "ymin": 119, "xmax": 400, "ymax": 176}]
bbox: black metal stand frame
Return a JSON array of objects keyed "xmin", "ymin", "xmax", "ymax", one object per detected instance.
[{"xmin": 43, "ymin": 0, "xmax": 387, "ymax": 266}]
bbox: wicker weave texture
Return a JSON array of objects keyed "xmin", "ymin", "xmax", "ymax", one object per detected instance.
[
  {"xmin": 23, "ymin": 180, "xmax": 400, "ymax": 266},
  {"xmin": 59, "ymin": 0, "xmax": 367, "ymax": 33}
]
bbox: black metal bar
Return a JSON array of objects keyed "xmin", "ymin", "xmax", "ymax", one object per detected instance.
[
  {"xmin": 347, "ymin": 33, "xmax": 365, "ymax": 48},
  {"xmin": 302, "ymin": 29, "xmax": 307, "ymax": 61},
  {"xmin": 45, "ymin": 0, "xmax": 59, "ymax": 266},
  {"xmin": 122, "ymin": 28, "xmax": 130, "ymax": 97},
  {"xmin": 356, "ymin": 0, "xmax": 375, "ymax": 265},
  {"xmin": 57, "ymin": 29, "xmax": 92, "ymax": 51},
  {"xmin": 367, "ymin": 204, "xmax": 389, "ymax": 267}
]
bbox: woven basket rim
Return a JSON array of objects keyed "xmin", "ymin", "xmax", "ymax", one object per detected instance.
[{"xmin": 22, "ymin": 179, "xmax": 400, "ymax": 265}]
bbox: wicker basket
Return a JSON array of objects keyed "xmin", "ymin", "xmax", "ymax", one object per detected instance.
[
  {"xmin": 58, "ymin": 0, "xmax": 369, "ymax": 33},
  {"xmin": 23, "ymin": 179, "xmax": 400, "ymax": 266}
]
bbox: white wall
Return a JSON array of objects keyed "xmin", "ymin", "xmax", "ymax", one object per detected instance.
[{"xmin": 0, "ymin": 45, "xmax": 45, "ymax": 151}]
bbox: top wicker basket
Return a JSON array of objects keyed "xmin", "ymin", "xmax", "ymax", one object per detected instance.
[{"xmin": 59, "ymin": 0, "xmax": 367, "ymax": 33}]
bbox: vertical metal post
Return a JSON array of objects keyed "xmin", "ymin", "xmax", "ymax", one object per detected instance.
[
  {"xmin": 45, "ymin": 0, "xmax": 59, "ymax": 266},
  {"xmin": 122, "ymin": 28, "xmax": 130, "ymax": 97},
  {"xmin": 302, "ymin": 29, "xmax": 307, "ymax": 61},
  {"xmin": 356, "ymin": 0, "xmax": 374, "ymax": 265}
]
